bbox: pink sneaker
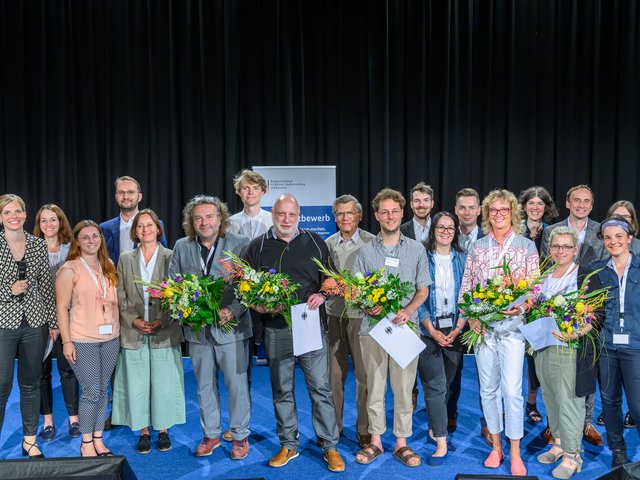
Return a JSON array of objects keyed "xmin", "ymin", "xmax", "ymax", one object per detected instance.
[
  {"xmin": 511, "ymin": 456, "xmax": 527, "ymax": 476},
  {"xmin": 484, "ymin": 450, "xmax": 504, "ymax": 468}
]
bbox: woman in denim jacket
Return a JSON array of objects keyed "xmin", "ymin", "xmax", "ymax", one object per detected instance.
[{"xmin": 417, "ymin": 211, "xmax": 466, "ymax": 466}]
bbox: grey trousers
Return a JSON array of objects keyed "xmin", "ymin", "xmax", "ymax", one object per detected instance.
[
  {"xmin": 264, "ymin": 326, "xmax": 339, "ymax": 452},
  {"xmin": 189, "ymin": 334, "xmax": 251, "ymax": 440},
  {"xmin": 327, "ymin": 315, "xmax": 368, "ymax": 436},
  {"xmin": 535, "ymin": 346, "xmax": 585, "ymax": 454},
  {"xmin": 417, "ymin": 335, "xmax": 462, "ymax": 438}
]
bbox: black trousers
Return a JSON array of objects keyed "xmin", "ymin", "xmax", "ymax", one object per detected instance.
[
  {"xmin": 40, "ymin": 336, "xmax": 79, "ymax": 416},
  {"xmin": 0, "ymin": 317, "xmax": 48, "ymax": 436}
]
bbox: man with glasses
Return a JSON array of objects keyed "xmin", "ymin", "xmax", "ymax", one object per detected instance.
[
  {"xmin": 353, "ymin": 188, "xmax": 430, "ymax": 467},
  {"xmin": 325, "ymin": 195, "xmax": 375, "ymax": 448},
  {"xmin": 100, "ymin": 176, "xmax": 168, "ymax": 266},
  {"xmin": 540, "ymin": 184, "xmax": 606, "ymax": 446}
]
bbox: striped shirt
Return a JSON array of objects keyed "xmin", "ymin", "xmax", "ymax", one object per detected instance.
[{"xmin": 352, "ymin": 233, "xmax": 431, "ymax": 335}]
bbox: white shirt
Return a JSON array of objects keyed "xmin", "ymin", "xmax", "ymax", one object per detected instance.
[
  {"xmin": 459, "ymin": 224, "xmax": 480, "ymax": 253},
  {"xmin": 413, "ymin": 217, "xmax": 431, "ymax": 242},
  {"xmin": 139, "ymin": 245, "xmax": 159, "ymax": 322},
  {"xmin": 434, "ymin": 252, "xmax": 455, "ymax": 316},
  {"xmin": 337, "ymin": 228, "xmax": 361, "ymax": 247},
  {"xmin": 119, "ymin": 215, "xmax": 135, "ymax": 255},
  {"xmin": 229, "ymin": 209, "xmax": 273, "ymax": 240}
]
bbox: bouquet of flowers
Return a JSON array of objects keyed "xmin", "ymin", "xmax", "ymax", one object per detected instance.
[
  {"xmin": 222, "ymin": 251, "xmax": 299, "ymax": 327},
  {"xmin": 459, "ymin": 257, "xmax": 543, "ymax": 352},
  {"xmin": 527, "ymin": 269, "xmax": 608, "ymax": 349},
  {"xmin": 312, "ymin": 258, "xmax": 416, "ymax": 330},
  {"xmin": 138, "ymin": 273, "xmax": 230, "ymax": 334}
]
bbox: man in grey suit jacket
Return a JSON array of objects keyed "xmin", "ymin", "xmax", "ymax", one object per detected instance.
[
  {"xmin": 540, "ymin": 184, "xmax": 606, "ymax": 447},
  {"xmin": 400, "ymin": 182, "xmax": 435, "ymax": 244},
  {"xmin": 169, "ymin": 195, "xmax": 252, "ymax": 460}
]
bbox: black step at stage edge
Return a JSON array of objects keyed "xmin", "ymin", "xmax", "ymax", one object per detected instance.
[
  {"xmin": 597, "ymin": 461, "xmax": 640, "ymax": 480},
  {"xmin": 0, "ymin": 455, "xmax": 137, "ymax": 480},
  {"xmin": 454, "ymin": 475, "xmax": 539, "ymax": 480}
]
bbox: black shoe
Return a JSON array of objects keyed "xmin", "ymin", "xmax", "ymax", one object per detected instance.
[
  {"xmin": 40, "ymin": 425, "xmax": 56, "ymax": 442},
  {"xmin": 624, "ymin": 411, "xmax": 636, "ymax": 428},
  {"xmin": 137, "ymin": 434, "xmax": 151, "ymax": 454},
  {"xmin": 596, "ymin": 413, "xmax": 605, "ymax": 426},
  {"xmin": 158, "ymin": 432, "xmax": 171, "ymax": 452},
  {"xmin": 22, "ymin": 439, "xmax": 44, "ymax": 458},
  {"xmin": 612, "ymin": 449, "xmax": 628, "ymax": 468},
  {"xmin": 68, "ymin": 422, "xmax": 81, "ymax": 438}
]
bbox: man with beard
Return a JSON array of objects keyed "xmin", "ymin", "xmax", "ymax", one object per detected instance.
[
  {"xmin": 169, "ymin": 195, "xmax": 253, "ymax": 459},
  {"xmin": 401, "ymin": 182, "xmax": 435, "ymax": 244},
  {"xmin": 100, "ymin": 176, "xmax": 168, "ymax": 266},
  {"xmin": 353, "ymin": 188, "xmax": 430, "ymax": 467},
  {"xmin": 243, "ymin": 193, "xmax": 345, "ymax": 472}
]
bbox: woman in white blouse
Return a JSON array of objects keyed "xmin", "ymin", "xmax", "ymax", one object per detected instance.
[{"xmin": 111, "ymin": 209, "xmax": 185, "ymax": 454}]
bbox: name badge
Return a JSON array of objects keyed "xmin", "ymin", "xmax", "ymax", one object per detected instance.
[
  {"xmin": 99, "ymin": 324, "xmax": 113, "ymax": 335},
  {"xmin": 613, "ymin": 333, "xmax": 629, "ymax": 345},
  {"xmin": 438, "ymin": 317, "xmax": 453, "ymax": 328},
  {"xmin": 385, "ymin": 257, "xmax": 400, "ymax": 268}
]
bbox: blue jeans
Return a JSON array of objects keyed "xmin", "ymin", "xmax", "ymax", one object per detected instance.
[{"xmin": 599, "ymin": 348, "xmax": 640, "ymax": 450}]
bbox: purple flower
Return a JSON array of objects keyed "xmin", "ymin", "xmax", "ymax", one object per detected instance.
[
  {"xmin": 365, "ymin": 271, "xmax": 372, "ymax": 277},
  {"xmin": 473, "ymin": 298, "xmax": 481, "ymax": 304},
  {"xmin": 573, "ymin": 322, "xmax": 579, "ymax": 329},
  {"xmin": 268, "ymin": 268, "xmax": 277, "ymax": 274},
  {"xmin": 371, "ymin": 280, "xmax": 378, "ymax": 285},
  {"xmin": 539, "ymin": 295, "xmax": 547, "ymax": 302},
  {"xmin": 177, "ymin": 311, "xmax": 183, "ymax": 318},
  {"xmin": 194, "ymin": 291, "xmax": 201, "ymax": 298},
  {"xmin": 586, "ymin": 317, "xmax": 592, "ymax": 323},
  {"xmin": 174, "ymin": 275, "xmax": 183, "ymax": 282},
  {"xmin": 564, "ymin": 315, "xmax": 572, "ymax": 321},
  {"xmin": 569, "ymin": 306, "xmax": 575, "ymax": 313}
]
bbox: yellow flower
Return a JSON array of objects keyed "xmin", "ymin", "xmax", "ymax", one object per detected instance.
[
  {"xmin": 487, "ymin": 291, "xmax": 496, "ymax": 299},
  {"xmin": 182, "ymin": 307, "xmax": 192, "ymax": 319},
  {"xmin": 575, "ymin": 302, "xmax": 585, "ymax": 314},
  {"xmin": 163, "ymin": 288, "xmax": 175, "ymax": 299},
  {"xmin": 381, "ymin": 296, "xmax": 387, "ymax": 302},
  {"xmin": 505, "ymin": 295, "xmax": 514, "ymax": 302},
  {"xmin": 239, "ymin": 281, "xmax": 250, "ymax": 293},
  {"xmin": 260, "ymin": 281, "xmax": 272, "ymax": 294},
  {"xmin": 517, "ymin": 280, "xmax": 528, "ymax": 289}
]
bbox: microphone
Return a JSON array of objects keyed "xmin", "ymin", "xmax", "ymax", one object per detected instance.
[{"xmin": 17, "ymin": 260, "xmax": 26, "ymax": 300}]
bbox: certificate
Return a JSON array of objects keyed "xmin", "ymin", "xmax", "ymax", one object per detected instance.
[
  {"xmin": 518, "ymin": 316, "xmax": 567, "ymax": 351},
  {"xmin": 291, "ymin": 303, "xmax": 323, "ymax": 356},
  {"xmin": 505, "ymin": 293, "xmax": 531, "ymax": 311},
  {"xmin": 369, "ymin": 316, "xmax": 425, "ymax": 369}
]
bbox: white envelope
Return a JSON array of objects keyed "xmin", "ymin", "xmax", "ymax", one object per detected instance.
[
  {"xmin": 291, "ymin": 303, "xmax": 323, "ymax": 356},
  {"xmin": 369, "ymin": 316, "xmax": 425, "ymax": 369},
  {"xmin": 518, "ymin": 316, "xmax": 567, "ymax": 351}
]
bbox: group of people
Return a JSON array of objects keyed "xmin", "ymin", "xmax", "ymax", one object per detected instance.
[{"xmin": 0, "ymin": 172, "xmax": 639, "ymax": 478}]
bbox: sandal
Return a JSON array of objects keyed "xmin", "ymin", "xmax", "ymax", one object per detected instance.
[
  {"xmin": 526, "ymin": 402, "xmax": 542, "ymax": 423},
  {"xmin": 80, "ymin": 439, "xmax": 95, "ymax": 457},
  {"xmin": 393, "ymin": 445, "xmax": 421, "ymax": 467},
  {"xmin": 355, "ymin": 443, "xmax": 383, "ymax": 465},
  {"xmin": 92, "ymin": 434, "xmax": 114, "ymax": 456}
]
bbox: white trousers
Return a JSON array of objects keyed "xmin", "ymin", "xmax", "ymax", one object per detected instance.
[{"xmin": 475, "ymin": 330, "xmax": 525, "ymax": 440}]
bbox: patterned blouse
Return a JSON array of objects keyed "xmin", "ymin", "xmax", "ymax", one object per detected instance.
[{"xmin": 0, "ymin": 230, "xmax": 57, "ymax": 330}]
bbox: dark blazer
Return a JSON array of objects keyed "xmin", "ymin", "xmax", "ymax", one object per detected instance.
[
  {"xmin": 540, "ymin": 217, "xmax": 605, "ymax": 266},
  {"xmin": 169, "ymin": 232, "xmax": 252, "ymax": 344},
  {"xmin": 100, "ymin": 216, "xmax": 169, "ymax": 266},
  {"xmin": 117, "ymin": 244, "xmax": 183, "ymax": 349},
  {"xmin": 0, "ymin": 230, "xmax": 57, "ymax": 329},
  {"xmin": 400, "ymin": 220, "xmax": 416, "ymax": 240}
]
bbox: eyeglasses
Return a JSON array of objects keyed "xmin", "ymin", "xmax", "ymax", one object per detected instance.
[
  {"xmin": 488, "ymin": 207, "xmax": 510, "ymax": 217},
  {"xmin": 434, "ymin": 225, "xmax": 456, "ymax": 233},
  {"xmin": 335, "ymin": 211, "xmax": 358, "ymax": 218},
  {"xmin": 116, "ymin": 190, "xmax": 138, "ymax": 197},
  {"xmin": 78, "ymin": 233, "xmax": 101, "ymax": 242},
  {"xmin": 378, "ymin": 209, "xmax": 402, "ymax": 217},
  {"xmin": 550, "ymin": 244, "xmax": 575, "ymax": 252}
]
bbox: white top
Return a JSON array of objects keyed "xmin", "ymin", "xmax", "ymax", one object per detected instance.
[
  {"xmin": 119, "ymin": 215, "xmax": 135, "ymax": 255},
  {"xmin": 434, "ymin": 252, "xmax": 455, "ymax": 316},
  {"xmin": 459, "ymin": 225, "xmax": 480, "ymax": 253},
  {"xmin": 413, "ymin": 217, "xmax": 431, "ymax": 242},
  {"xmin": 139, "ymin": 245, "xmax": 159, "ymax": 322},
  {"xmin": 229, "ymin": 209, "xmax": 273, "ymax": 240}
]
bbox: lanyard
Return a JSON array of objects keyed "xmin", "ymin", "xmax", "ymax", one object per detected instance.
[
  {"xmin": 199, "ymin": 237, "xmax": 219, "ymax": 276},
  {"xmin": 435, "ymin": 253, "xmax": 453, "ymax": 311},
  {"xmin": 80, "ymin": 257, "xmax": 107, "ymax": 301},
  {"xmin": 489, "ymin": 231, "xmax": 515, "ymax": 278}
]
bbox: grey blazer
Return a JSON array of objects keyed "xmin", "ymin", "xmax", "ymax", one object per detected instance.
[
  {"xmin": 540, "ymin": 217, "xmax": 605, "ymax": 266},
  {"xmin": 169, "ymin": 232, "xmax": 252, "ymax": 345},
  {"xmin": 117, "ymin": 244, "xmax": 184, "ymax": 349}
]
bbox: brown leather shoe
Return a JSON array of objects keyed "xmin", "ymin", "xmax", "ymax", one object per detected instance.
[
  {"xmin": 358, "ymin": 433, "xmax": 372, "ymax": 448},
  {"xmin": 481, "ymin": 426, "xmax": 493, "ymax": 446},
  {"xmin": 222, "ymin": 429, "xmax": 232, "ymax": 442},
  {"xmin": 268, "ymin": 447, "xmax": 299, "ymax": 467},
  {"xmin": 231, "ymin": 437, "xmax": 249, "ymax": 460},
  {"xmin": 195, "ymin": 437, "xmax": 220, "ymax": 457},
  {"xmin": 324, "ymin": 450, "xmax": 345, "ymax": 472},
  {"xmin": 543, "ymin": 426, "xmax": 555, "ymax": 444},
  {"xmin": 583, "ymin": 423, "xmax": 603, "ymax": 446}
]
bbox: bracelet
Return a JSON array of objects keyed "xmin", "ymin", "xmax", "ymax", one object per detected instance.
[{"xmin": 319, "ymin": 290, "xmax": 329, "ymax": 299}]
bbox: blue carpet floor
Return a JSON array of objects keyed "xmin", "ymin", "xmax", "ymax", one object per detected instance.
[{"xmin": 0, "ymin": 355, "xmax": 636, "ymax": 479}]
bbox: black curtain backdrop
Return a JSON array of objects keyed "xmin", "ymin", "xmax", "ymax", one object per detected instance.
[{"xmin": 1, "ymin": 0, "xmax": 639, "ymax": 244}]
